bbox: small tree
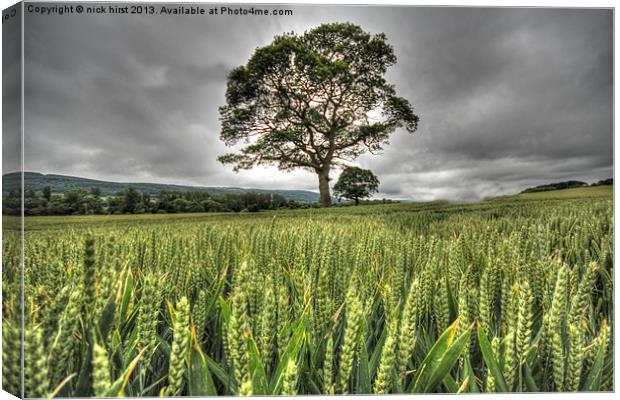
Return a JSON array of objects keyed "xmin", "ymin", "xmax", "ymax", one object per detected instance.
[
  {"xmin": 42, "ymin": 186, "xmax": 52, "ymax": 202},
  {"xmin": 122, "ymin": 187, "xmax": 141, "ymax": 214},
  {"xmin": 218, "ymin": 23, "xmax": 418, "ymax": 207},
  {"xmin": 90, "ymin": 187, "xmax": 102, "ymax": 197},
  {"xmin": 333, "ymin": 167, "xmax": 379, "ymax": 206}
]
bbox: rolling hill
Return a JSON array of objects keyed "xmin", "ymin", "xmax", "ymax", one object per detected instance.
[{"xmin": 2, "ymin": 172, "xmax": 321, "ymax": 202}]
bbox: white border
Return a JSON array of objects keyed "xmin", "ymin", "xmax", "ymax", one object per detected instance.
[{"xmin": 0, "ymin": 1, "xmax": 616, "ymax": 400}]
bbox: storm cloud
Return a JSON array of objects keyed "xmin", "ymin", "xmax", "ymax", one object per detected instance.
[{"xmin": 14, "ymin": 5, "xmax": 613, "ymax": 201}]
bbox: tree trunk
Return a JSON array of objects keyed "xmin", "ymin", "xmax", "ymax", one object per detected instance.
[
  {"xmin": 318, "ymin": 170, "xmax": 332, "ymax": 207},
  {"xmin": 355, "ymin": 198, "xmax": 359, "ymax": 206}
]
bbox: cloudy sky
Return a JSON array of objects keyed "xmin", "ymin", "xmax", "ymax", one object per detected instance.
[{"xmin": 12, "ymin": 5, "xmax": 613, "ymax": 201}]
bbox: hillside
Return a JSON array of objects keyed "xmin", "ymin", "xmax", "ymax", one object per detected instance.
[
  {"xmin": 520, "ymin": 179, "xmax": 612, "ymax": 193},
  {"xmin": 517, "ymin": 185, "xmax": 613, "ymax": 200},
  {"xmin": 2, "ymin": 172, "xmax": 321, "ymax": 202}
]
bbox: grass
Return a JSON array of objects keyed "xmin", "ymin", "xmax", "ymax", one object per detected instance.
[
  {"xmin": 507, "ymin": 185, "xmax": 611, "ymax": 200},
  {"xmin": 2, "ymin": 185, "xmax": 613, "ymax": 396}
]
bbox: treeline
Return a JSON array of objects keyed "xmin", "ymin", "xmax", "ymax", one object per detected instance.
[
  {"xmin": 591, "ymin": 178, "xmax": 613, "ymax": 187},
  {"xmin": 2, "ymin": 186, "xmax": 317, "ymax": 216},
  {"xmin": 521, "ymin": 178, "xmax": 612, "ymax": 194}
]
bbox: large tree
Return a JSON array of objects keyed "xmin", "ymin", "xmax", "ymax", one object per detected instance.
[
  {"xmin": 218, "ymin": 23, "xmax": 419, "ymax": 207},
  {"xmin": 333, "ymin": 166, "xmax": 379, "ymax": 206}
]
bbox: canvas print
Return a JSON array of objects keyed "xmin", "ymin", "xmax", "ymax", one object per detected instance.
[{"xmin": 1, "ymin": 2, "xmax": 614, "ymax": 398}]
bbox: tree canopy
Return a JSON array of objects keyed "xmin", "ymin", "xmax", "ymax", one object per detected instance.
[
  {"xmin": 333, "ymin": 166, "xmax": 380, "ymax": 205},
  {"xmin": 218, "ymin": 22, "xmax": 418, "ymax": 207}
]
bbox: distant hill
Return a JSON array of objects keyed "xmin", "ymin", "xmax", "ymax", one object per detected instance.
[
  {"xmin": 521, "ymin": 179, "xmax": 612, "ymax": 194},
  {"xmin": 2, "ymin": 172, "xmax": 321, "ymax": 202},
  {"xmin": 590, "ymin": 178, "xmax": 613, "ymax": 187}
]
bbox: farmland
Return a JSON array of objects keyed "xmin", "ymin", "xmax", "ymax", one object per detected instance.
[{"xmin": 2, "ymin": 186, "xmax": 613, "ymax": 396}]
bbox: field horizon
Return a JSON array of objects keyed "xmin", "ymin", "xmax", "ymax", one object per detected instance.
[{"xmin": 3, "ymin": 171, "xmax": 612, "ymax": 207}]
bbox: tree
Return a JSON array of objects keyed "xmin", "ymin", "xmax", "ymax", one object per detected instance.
[
  {"xmin": 333, "ymin": 166, "xmax": 380, "ymax": 205},
  {"xmin": 90, "ymin": 187, "xmax": 102, "ymax": 197},
  {"xmin": 122, "ymin": 187, "xmax": 141, "ymax": 213},
  {"xmin": 218, "ymin": 23, "xmax": 419, "ymax": 207},
  {"xmin": 86, "ymin": 194, "xmax": 104, "ymax": 214},
  {"xmin": 62, "ymin": 189, "xmax": 89, "ymax": 214},
  {"xmin": 42, "ymin": 186, "xmax": 52, "ymax": 202},
  {"xmin": 142, "ymin": 192, "xmax": 151, "ymax": 213}
]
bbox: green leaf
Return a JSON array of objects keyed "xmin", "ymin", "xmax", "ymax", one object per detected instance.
[
  {"xmin": 524, "ymin": 342, "xmax": 539, "ymax": 367},
  {"xmin": 218, "ymin": 296, "xmax": 231, "ymax": 327},
  {"xmin": 205, "ymin": 267, "xmax": 229, "ymax": 321},
  {"xmin": 369, "ymin": 323, "xmax": 387, "ymax": 378},
  {"xmin": 75, "ymin": 331, "xmax": 94, "ymax": 396},
  {"xmin": 422, "ymin": 324, "xmax": 471, "ymax": 392},
  {"xmin": 464, "ymin": 356, "xmax": 479, "ymax": 393},
  {"xmin": 48, "ymin": 373, "xmax": 77, "ymax": 398},
  {"xmin": 268, "ymin": 316, "xmax": 307, "ymax": 394},
  {"xmin": 457, "ymin": 377, "xmax": 470, "ymax": 394},
  {"xmin": 119, "ymin": 271, "xmax": 133, "ymax": 323},
  {"xmin": 477, "ymin": 325, "xmax": 509, "ymax": 393},
  {"xmin": 358, "ymin": 337, "xmax": 371, "ymax": 394},
  {"xmin": 442, "ymin": 374, "xmax": 459, "ymax": 393},
  {"xmin": 205, "ymin": 353, "xmax": 234, "ymax": 392},
  {"xmin": 409, "ymin": 319, "xmax": 471, "ymax": 393},
  {"xmin": 246, "ymin": 334, "xmax": 269, "ymax": 395},
  {"xmin": 445, "ymin": 275, "xmax": 458, "ymax": 323},
  {"xmin": 188, "ymin": 340, "xmax": 217, "ymax": 396},
  {"xmin": 524, "ymin": 366, "xmax": 539, "ymax": 392},
  {"xmin": 104, "ymin": 348, "xmax": 146, "ymax": 397},
  {"xmin": 97, "ymin": 296, "xmax": 116, "ymax": 341},
  {"xmin": 583, "ymin": 338, "xmax": 608, "ymax": 391},
  {"xmin": 410, "ymin": 320, "xmax": 458, "ymax": 391},
  {"xmin": 141, "ymin": 375, "xmax": 169, "ymax": 396},
  {"xmin": 156, "ymin": 332, "xmax": 171, "ymax": 358},
  {"xmin": 304, "ymin": 373, "xmax": 322, "ymax": 395}
]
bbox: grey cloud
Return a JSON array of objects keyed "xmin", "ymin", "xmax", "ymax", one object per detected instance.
[
  {"xmin": 3, "ymin": 2, "xmax": 22, "ymax": 174},
  {"xmin": 17, "ymin": 5, "xmax": 613, "ymax": 201}
]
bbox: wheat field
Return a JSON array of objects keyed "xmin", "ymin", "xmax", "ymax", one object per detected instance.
[{"xmin": 2, "ymin": 187, "xmax": 613, "ymax": 396}]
